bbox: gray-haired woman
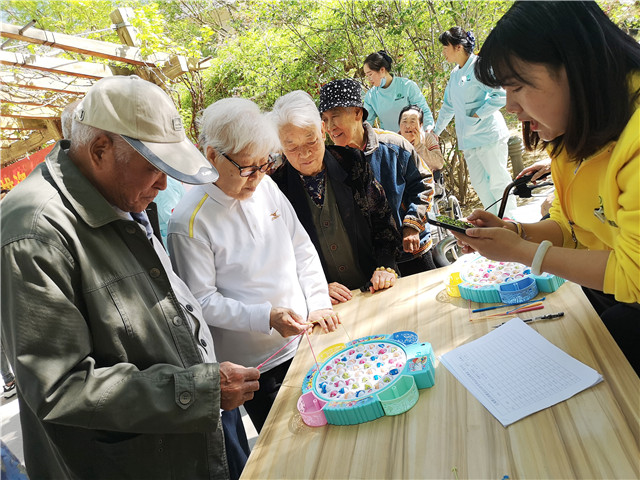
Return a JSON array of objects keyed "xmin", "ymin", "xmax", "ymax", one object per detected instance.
[
  {"xmin": 168, "ymin": 97, "xmax": 338, "ymax": 436},
  {"xmin": 269, "ymin": 90, "xmax": 401, "ymax": 305}
]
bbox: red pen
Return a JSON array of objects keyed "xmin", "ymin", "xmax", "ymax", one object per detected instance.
[{"xmin": 510, "ymin": 305, "xmax": 544, "ymax": 314}]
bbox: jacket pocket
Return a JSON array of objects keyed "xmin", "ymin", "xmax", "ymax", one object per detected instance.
[
  {"xmin": 83, "ymin": 272, "xmax": 183, "ymax": 367},
  {"xmin": 91, "ymin": 432, "xmax": 165, "ymax": 479}
]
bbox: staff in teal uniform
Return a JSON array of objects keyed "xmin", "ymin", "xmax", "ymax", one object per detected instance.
[
  {"xmin": 434, "ymin": 27, "xmax": 517, "ymax": 218},
  {"xmin": 363, "ymin": 51, "xmax": 434, "ymax": 133}
]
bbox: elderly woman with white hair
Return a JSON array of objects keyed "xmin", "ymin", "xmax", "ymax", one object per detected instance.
[
  {"xmin": 269, "ymin": 91, "xmax": 401, "ymax": 305},
  {"xmin": 167, "ymin": 97, "xmax": 338, "ymax": 434}
]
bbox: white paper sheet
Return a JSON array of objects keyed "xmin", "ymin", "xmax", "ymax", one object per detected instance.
[{"xmin": 439, "ymin": 318, "xmax": 603, "ymax": 426}]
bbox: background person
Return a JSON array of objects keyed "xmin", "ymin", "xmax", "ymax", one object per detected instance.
[
  {"xmin": 517, "ymin": 158, "xmax": 551, "ymax": 184},
  {"xmin": 155, "ymin": 175, "xmax": 185, "ymax": 248},
  {"xmin": 434, "ymin": 27, "xmax": 517, "ymax": 218},
  {"xmin": 517, "ymin": 159, "xmax": 554, "ymax": 218},
  {"xmin": 319, "ymin": 79, "xmax": 437, "ymax": 277},
  {"xmin": 363, "ymin": 51, "xmax": 434, "ymax": 133},
  {"xmin": 269, "ymin": 90, "xmax": 401, "ymax": 305},
  {"xmin": 168, "ymin": 98, "xmax": 338, "ymax": 433},
  {"xmin": 0, "ymin": 75, "xmax": 259, "ymax": 480},
  {"xmin": 398, "ymin": 105, "xmax": 445, "ymax": 176},
  {"xmin": 454, "ymin": 1, "xmax": 640, "ymax": 374}
]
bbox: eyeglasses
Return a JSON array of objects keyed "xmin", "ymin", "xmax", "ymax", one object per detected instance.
[{"xmin": 219, "ymin": 151, "xmax": 275, "ymax": 177}]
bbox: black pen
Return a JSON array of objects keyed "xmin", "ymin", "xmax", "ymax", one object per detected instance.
[{"xmin": 493, "ymin": 312, "xmax": 565, "ymax": 328}]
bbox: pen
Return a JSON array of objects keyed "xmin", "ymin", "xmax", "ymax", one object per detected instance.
[
  {"xmin": 471, "ymin": 297, "xmax": 546, "ymax": 313},
  {"xmin": 493, "ymin": 312, "xmax": 565, "ymax": 328},
  {"xmin": 473, "ymin": 304, "xmax": 544, "ymax": 322}
]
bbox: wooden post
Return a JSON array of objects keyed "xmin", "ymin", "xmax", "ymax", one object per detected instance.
[{"xmin": 110, "ymin": 7, "xmax": 139, "ymax": 47}]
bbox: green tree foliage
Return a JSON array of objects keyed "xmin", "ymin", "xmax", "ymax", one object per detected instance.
[
  {"xmin": 4, "ymin": 0, "xmax": 639, "ymax": 200},
  {"xmin": 201, "ymin": 0, "xmax": 512, "ymax": 113},
  {"xmin": 5, "ymin": 0, "xmax": 638, "ymax": 119}
]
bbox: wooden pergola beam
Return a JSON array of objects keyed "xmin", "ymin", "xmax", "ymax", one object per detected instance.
[
  {"xmin": 1, "ymin": 22, "xmax": 209, "ymax": 77},
  {"xmin": 0, "ymin": 21, "xmax": 162, "ymax": 67},
  {"xmin": 0, "ymin": 70, "xmax": 90, "ymax": 94},
  {"xmin": 0, "ymin": 117, "xmax": 49, "ymax": 131},
  {"xmin": 110, "ymin": 8, "xmax": 139, "ymax": 48},
  {"xmin": 0, "ymin": 50, "xmax": 114, "ymax": 79},
  {"xmin": 0, "ymin": 90, "xmax": 74, "ymax": 108},
  {"xmin": 0, "ymin": 130, "xmax": 56, "ymax": 166},
  {"xmin": 1, "ymin": 104, "xmax": 63, "ymax": 120}
]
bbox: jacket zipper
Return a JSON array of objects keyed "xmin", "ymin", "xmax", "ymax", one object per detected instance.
[{"xmin": 563, "ymin": 159, "xmax": 584, "ymax": 248}]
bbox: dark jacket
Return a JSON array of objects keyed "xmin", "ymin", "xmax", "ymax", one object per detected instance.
[{"xmin": 271, "ymin": 145, "xmax": 400, "ymax": 281}]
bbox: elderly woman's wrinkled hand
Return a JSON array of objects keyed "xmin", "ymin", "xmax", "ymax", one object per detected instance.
[
  {"xmin": 328, "ymin": 282, "xmax": 352, "ymax": 304},
  {"xmin": 308, "ymin": 308, "xmax": 340, "ymax": 334},
  {"xmin": 269, "ymin": 307, "xmax": 310, "ymax": 338},
  {"xmin": 369, "ymin": 268, "xmax": 397, "ymax": 293},
  {"xmin": 402, "ymin": 227, "xmax": 421, "ymax": 253}
]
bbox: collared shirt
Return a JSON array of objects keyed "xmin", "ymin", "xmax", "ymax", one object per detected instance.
[
  {"xmin": 300, "ymin": 169, "xmax": 327, "ymax": 207},
  {"xmin": 168, "ymin": 176, "xmax": 331, "ymax": 371}
]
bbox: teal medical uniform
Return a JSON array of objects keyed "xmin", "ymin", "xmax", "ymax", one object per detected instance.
[
  {"xmin": 434, "ymin": 53, "xmax": 516, "ymax": 217},
  {"xmin": 364, "ymin": 76, "xmax": 434, "ymax": 132}
]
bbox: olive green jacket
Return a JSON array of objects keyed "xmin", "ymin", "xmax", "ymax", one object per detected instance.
[{"xmin": 1, "ymin": 141, "xmax": 228, "ymax": 479}]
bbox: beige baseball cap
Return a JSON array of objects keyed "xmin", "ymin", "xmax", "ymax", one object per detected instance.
[{"xmin": 75, "ymin": 75, "xmax": 218, "ymax": 184}]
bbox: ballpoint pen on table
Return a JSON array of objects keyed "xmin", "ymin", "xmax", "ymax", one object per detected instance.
[
  {"xmin": 493, "ymin": 312, "xmax": 565, "ymax": 328},
  {"xmin": 473, "ymin": 304, "xmax": 544, "ymax": 322},
  {"xmin": 471, "ymin": 296, "xmax": 546, "ymax": 313}
]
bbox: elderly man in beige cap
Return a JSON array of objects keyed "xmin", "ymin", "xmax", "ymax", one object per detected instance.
[{"xmin": 0, "ymin": 75, "xmax": 259, "ymax": 480}]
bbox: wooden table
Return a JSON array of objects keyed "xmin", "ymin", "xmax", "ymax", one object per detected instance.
[{"xmin": 241, "ymin": 266, "xmax": 639, "ymax": 479}]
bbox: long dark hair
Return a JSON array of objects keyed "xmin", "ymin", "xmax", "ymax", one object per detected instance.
[
  {"xmin": 438, "ymin": 27, "xmax": 475, "ymax": 54},
  {"xmin": 364, "ymin": 51, "xmax": 393, "ymax": 73},
  {"xmin": 475, "ymin": 1, "xmax": 640, "ymax": 161}
]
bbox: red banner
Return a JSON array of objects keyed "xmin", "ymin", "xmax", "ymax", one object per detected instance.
[{"xmin": 1, "ymin": 144, "xmax": 55, "ymax": 190}]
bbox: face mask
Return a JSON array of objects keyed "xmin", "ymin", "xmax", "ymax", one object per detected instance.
[{"xmin": 379, "ymin": 77, "xmax": 386, "ymax": 88}]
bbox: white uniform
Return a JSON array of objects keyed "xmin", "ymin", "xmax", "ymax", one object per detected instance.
[{"xmin": 168, "ymin": 176, "xmax": 331, "ymax": 372}]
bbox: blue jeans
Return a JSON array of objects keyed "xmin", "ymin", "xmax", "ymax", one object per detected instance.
[{"xmin": 221, "ymin": 408, "xmax": 251, "ymax": 480}]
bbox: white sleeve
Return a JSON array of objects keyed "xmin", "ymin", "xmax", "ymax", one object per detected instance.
[{"xmin": 168, "ymin": 232, "xmax": 272, "ymax": 335}]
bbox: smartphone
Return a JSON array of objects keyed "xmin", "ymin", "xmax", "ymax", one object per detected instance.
[{"xmin": 426, "ymin": 212, "xmax": 474, "ymax": 234}]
